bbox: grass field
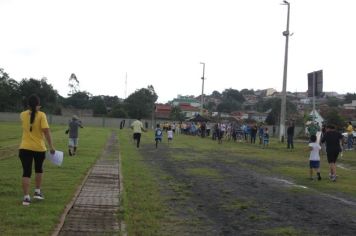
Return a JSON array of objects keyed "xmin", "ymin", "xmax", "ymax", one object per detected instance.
[
  {"xmin": 0, "ymin": 122, "xmax": 111, "ymax": 235},
  {"xmin": 118, "ymin": 128, "xmax": 356, "ymax": 235},
  {"xmin": 1, "ymin": 121, "xmax": 356, "ymax": 235}
]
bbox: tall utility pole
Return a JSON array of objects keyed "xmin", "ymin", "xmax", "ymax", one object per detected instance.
[
  {"xmin": 279, "ymin": 0, "xmax": 290, "ymax": 142},
  {"xmin": 312, "ymin": 72, "xmax": 316, "ymax": 124},
  {"xmin": 200, "ymin": 62, "xmax": 205, "ymax": 115}
]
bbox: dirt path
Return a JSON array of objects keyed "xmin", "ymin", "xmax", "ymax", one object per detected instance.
[{"xmin": 139, "ymin": 142, "xmax": 356, "ymax": 236}]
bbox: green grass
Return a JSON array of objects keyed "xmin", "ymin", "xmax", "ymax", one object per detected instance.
[
  {"xmin": 185, "ymin": 167, "xmax": 222, "ymax": 179},
  {"xmin": 118, "ymin": 130, "xmax": 356, "ymax": 234},
  {"xmin": 118, "ymin": 129, "xmax": 166, "ymax": 235},
  {"xmin": 0, "ymin": 122, "xmax": 111, "ymax": 235},
  {"xmin": 262, "ymin": 226, "xmax": 304, "ymax": 236},
  {"xmin": 2, "ymin": 123, "xmax": 356, "ymax": 235}
]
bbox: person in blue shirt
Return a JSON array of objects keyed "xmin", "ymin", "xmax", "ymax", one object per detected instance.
[{"xmin": 155, "ymin": 124, "xmax": 163, "ymax": 148}]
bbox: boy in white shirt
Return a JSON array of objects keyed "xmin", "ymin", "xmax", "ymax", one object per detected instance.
[
  {"xmin": 167, "ymin": 126, "xmax": 173, "ymax": 143},
  {"xmin": 308, "ymin": 134, "xmax": 322, "ymax": 180}
]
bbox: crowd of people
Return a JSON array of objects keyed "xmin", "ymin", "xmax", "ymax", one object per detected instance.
[{"xmin": 17, "ymin": 92, "xmax": 354, "ymax": 207}]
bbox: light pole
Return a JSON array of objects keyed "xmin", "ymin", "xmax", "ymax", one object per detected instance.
[
  {"xmin": 279, "ymin": 0, "xmax": 290, "ymax": 142},
  {"xmin": 200, "ymin": 62, "xmax": 205, "ymax": 114}
]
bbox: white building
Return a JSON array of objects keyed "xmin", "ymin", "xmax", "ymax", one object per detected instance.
[{"xmin": 344, "ymin": 100, "xmax": 356, "ymax": 110}]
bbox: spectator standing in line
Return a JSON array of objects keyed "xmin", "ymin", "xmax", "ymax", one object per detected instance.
[
  {"xmin": 287, "ymin": 122, "xmax": 295, "ymax": 150},
  {"xmin": 258, "ymin": 125, "xmax": 264, "ymax": 145},
  {"xmin": 308, "ymin": 134, "xmax": 322, "ymax": 181},
  {"xmin": 67, "ymin": 115, "xmax": 83, "ymax": 156},
  {"xmin": 206, "ymin": 122, "xmax": 211, "ymax": 136},
  {"xmin": 346, "ymin": 121, "xmax": 354, "ymax": 151},
  {"xmin": 19, "ymin": 94, "xmax": 55, "ymax": 206},
  {"xmin": 131, "ymin": 118, "xmax": 145, "ymax": 148},
  {"xmin": 321, "ymin": 124, "xmax": 343, "ymax": 182},
  {"xmin": 263, "ymin": 127, "xmax": 269, "ymax": 148},
  {"xmin": 171, "ymin": 122, "xmax": 176, "ymax": 134},
  {"xmin": 250, "ymin": 124, "xmax": 257, "ymax": 144}
]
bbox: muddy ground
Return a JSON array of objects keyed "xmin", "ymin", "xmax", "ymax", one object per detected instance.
[{"xmin": 139, "ymin": 142, "xmax": 356, "ymax": 236}]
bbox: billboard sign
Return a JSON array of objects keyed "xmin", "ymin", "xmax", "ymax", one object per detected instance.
[{"xmin": 307, "ymin": 70, "xmax": 323, "ymax": 97}]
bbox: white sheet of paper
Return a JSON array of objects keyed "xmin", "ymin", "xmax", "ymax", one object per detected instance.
[{"xmin": 47, "ymin": 150, "xmax": 64, "ymax": 166}]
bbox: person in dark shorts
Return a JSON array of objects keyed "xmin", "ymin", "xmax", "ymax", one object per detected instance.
[
  {"xmin": 67, "ymin": 115, "xmax": 83, "ymax": 156},
  {"xmin": 154, "ymin": 124, "xmax": 163, "ymax": 148},
  {"xmin": 308, "ymin": 135, "xmax": 321, "ymax": 180},
  {"xmin": 321, "ymin": 124, "xmax": 343, "ymax": 181},
  {"xmin": 287, "ymin": 122, "xmax": 295, "ymax": 149},
  {"xmin": 131, "ymin": 118, "xmax": 145, "ymax": 148},
  {"xmin": 19, "ymin": 94, "xmax": 55, "ymax": 205}
]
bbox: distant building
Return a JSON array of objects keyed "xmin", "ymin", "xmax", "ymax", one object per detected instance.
[
  {"xmin": 154, "ymin": 104, "xmax": 172, "ymax": 120},
  {"xmin": 265, "ymin": 88, "xmax": 277, "ymax": 97},
  {"xmin": 246, "ymin": 111, "xmax": 269, "ymax": 123},
  {"xmin": 231, "ymin": 111, "xmax": 249, "ymax": 120},
  {"xmin": 179, "ymin": 103, "xmax": 200, "ymax": 118},
  {"xmin": 343, "ymin": 100, "xmax": 356, "ymax": 110},
  {"xmin": 154, "ymin": 102, "xmax": 200, "ymax": 120},
  {"xmin": 171, "ymin": 95, "xmax": 201, "ymax": 108}
]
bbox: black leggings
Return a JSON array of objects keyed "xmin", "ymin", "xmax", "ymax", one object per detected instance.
[{"xmin": 19, "ymin": 149, "xmax": 45, "ymax": 177}]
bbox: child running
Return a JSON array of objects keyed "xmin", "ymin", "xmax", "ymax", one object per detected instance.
[
  {"xmin": 308, "ymin": 134, "xmax": 322, "ymax": 180},
  {"xmin": 155, "ymin": 124, "xmax": 163, "ymax": 148},
  {"xmin": 167, "ymin": 126, "xmax": 173, "ymax": 144}
]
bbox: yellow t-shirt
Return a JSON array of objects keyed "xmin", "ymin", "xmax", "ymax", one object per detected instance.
[
  {"xmin": 346, "ymin": 124, "xmax": 353, "ymax": 134},
  {"xmin": 19, "ymin": 110, "xmax": 49, "ymax": 152}
]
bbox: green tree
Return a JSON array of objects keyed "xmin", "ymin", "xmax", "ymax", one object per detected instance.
[
  {"xmin": 19, "ymin": 77, "xmax": 59, "ymax": 113},
  {"xmin": 324, "ymin": 108, "xmax": 346, "ymax": 130},
  {"xmin": 64, "ymin": 91, "xmax": 91, "ymax": 109},
  {"xmin": 109, "ymin": 104, "xmax": 128, "ymax": 118},
  {"xmin": 215, "ymin": 88, "xmax": 245, "ymax": 113},
  {"xmin": 0, "ymin": 68, "xmax": 21, "ymax": 111},
  {"xmin": 344, "ymin": 93, "xmax": 356, "ymax": 104},
  {"xmin": 124, "ymin": 85, "xmax": 158, "ymax": 118},
  {"xmin": 257, "ymin": 97, "xmax": 297, "ymax": 125},
  {"xmin": 240, "ymin": 88, "xmax": 255, "ymax": 95},
  {"xmin": 211, "ymin": 90, "xmax": 221, "ymax": 98},
  {"xmin": 217, "ymin": 100, "xmax": 242, "ymax": 113},
  {"xmin": 169, "ymin": 106, "xmax": 185, "ymax": 121},
  {"xmin": 221, "ymin": 88, "xmax": 245, "ymax": 102},
  {"xmin": 90, "ymin": 96, "xmax": 108, "ymax": 116},
  {"xmin": 326, "ymin": 96, "xmax": 342, "ymax": 107}
]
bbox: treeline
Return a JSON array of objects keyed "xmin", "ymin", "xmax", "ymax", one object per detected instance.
[{"xmin": 0, "ymin": 68, "xmax": 157, "ymax": 119}]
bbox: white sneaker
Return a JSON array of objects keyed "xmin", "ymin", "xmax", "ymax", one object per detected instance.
[
  {"xmin": 33, "ymin": 192, "xmax": 45, "ymax": 200},
  {"xmin": 22, "ymin": 197, "xmax": 31, "ymax": 206}
]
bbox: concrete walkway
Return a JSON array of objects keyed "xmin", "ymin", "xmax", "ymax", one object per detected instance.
[{"xmin": 56, "ymin": 132, "xmax": 124, "ymax": 236}]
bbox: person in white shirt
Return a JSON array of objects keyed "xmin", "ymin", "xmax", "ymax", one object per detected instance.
[
  {"xmin": 167, "ymin": 126, "xmax": 174, "ymax": 143},
  {"xmin": 308, "ymin": 134, "xmax": 322, "ymax": 180},
  {"xmin": 130, "ymin": 118, "xmax": 145, "ymax": 148}
]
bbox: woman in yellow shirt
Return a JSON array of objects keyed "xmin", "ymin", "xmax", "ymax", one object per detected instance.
[{"xmin": 19, "ymin": 94, "xmax": 55, "ymax": 206}]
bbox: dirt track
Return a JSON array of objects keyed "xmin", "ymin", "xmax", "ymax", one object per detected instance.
[{"xmin": 139, "ymin": 142, "xmax": 356, "ymax": 236}]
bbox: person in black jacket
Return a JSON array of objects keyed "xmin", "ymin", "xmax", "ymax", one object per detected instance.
[
  {"xmin": 287, "ymin": 122, "xmax": 295, "ymax": 149},
  {"xmin": 321, "ymin": 124, "xmax": 343, "ymax": 182}
]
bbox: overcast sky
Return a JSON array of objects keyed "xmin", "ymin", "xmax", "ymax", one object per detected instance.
[{"xmin": 1, "ymin": 0, "xmax": 355, "ymax": 103}]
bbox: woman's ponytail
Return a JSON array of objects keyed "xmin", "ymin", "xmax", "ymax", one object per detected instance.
[{"xmin": 28, "ymin": 94, "xmax": 40, "ymax": 132}]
